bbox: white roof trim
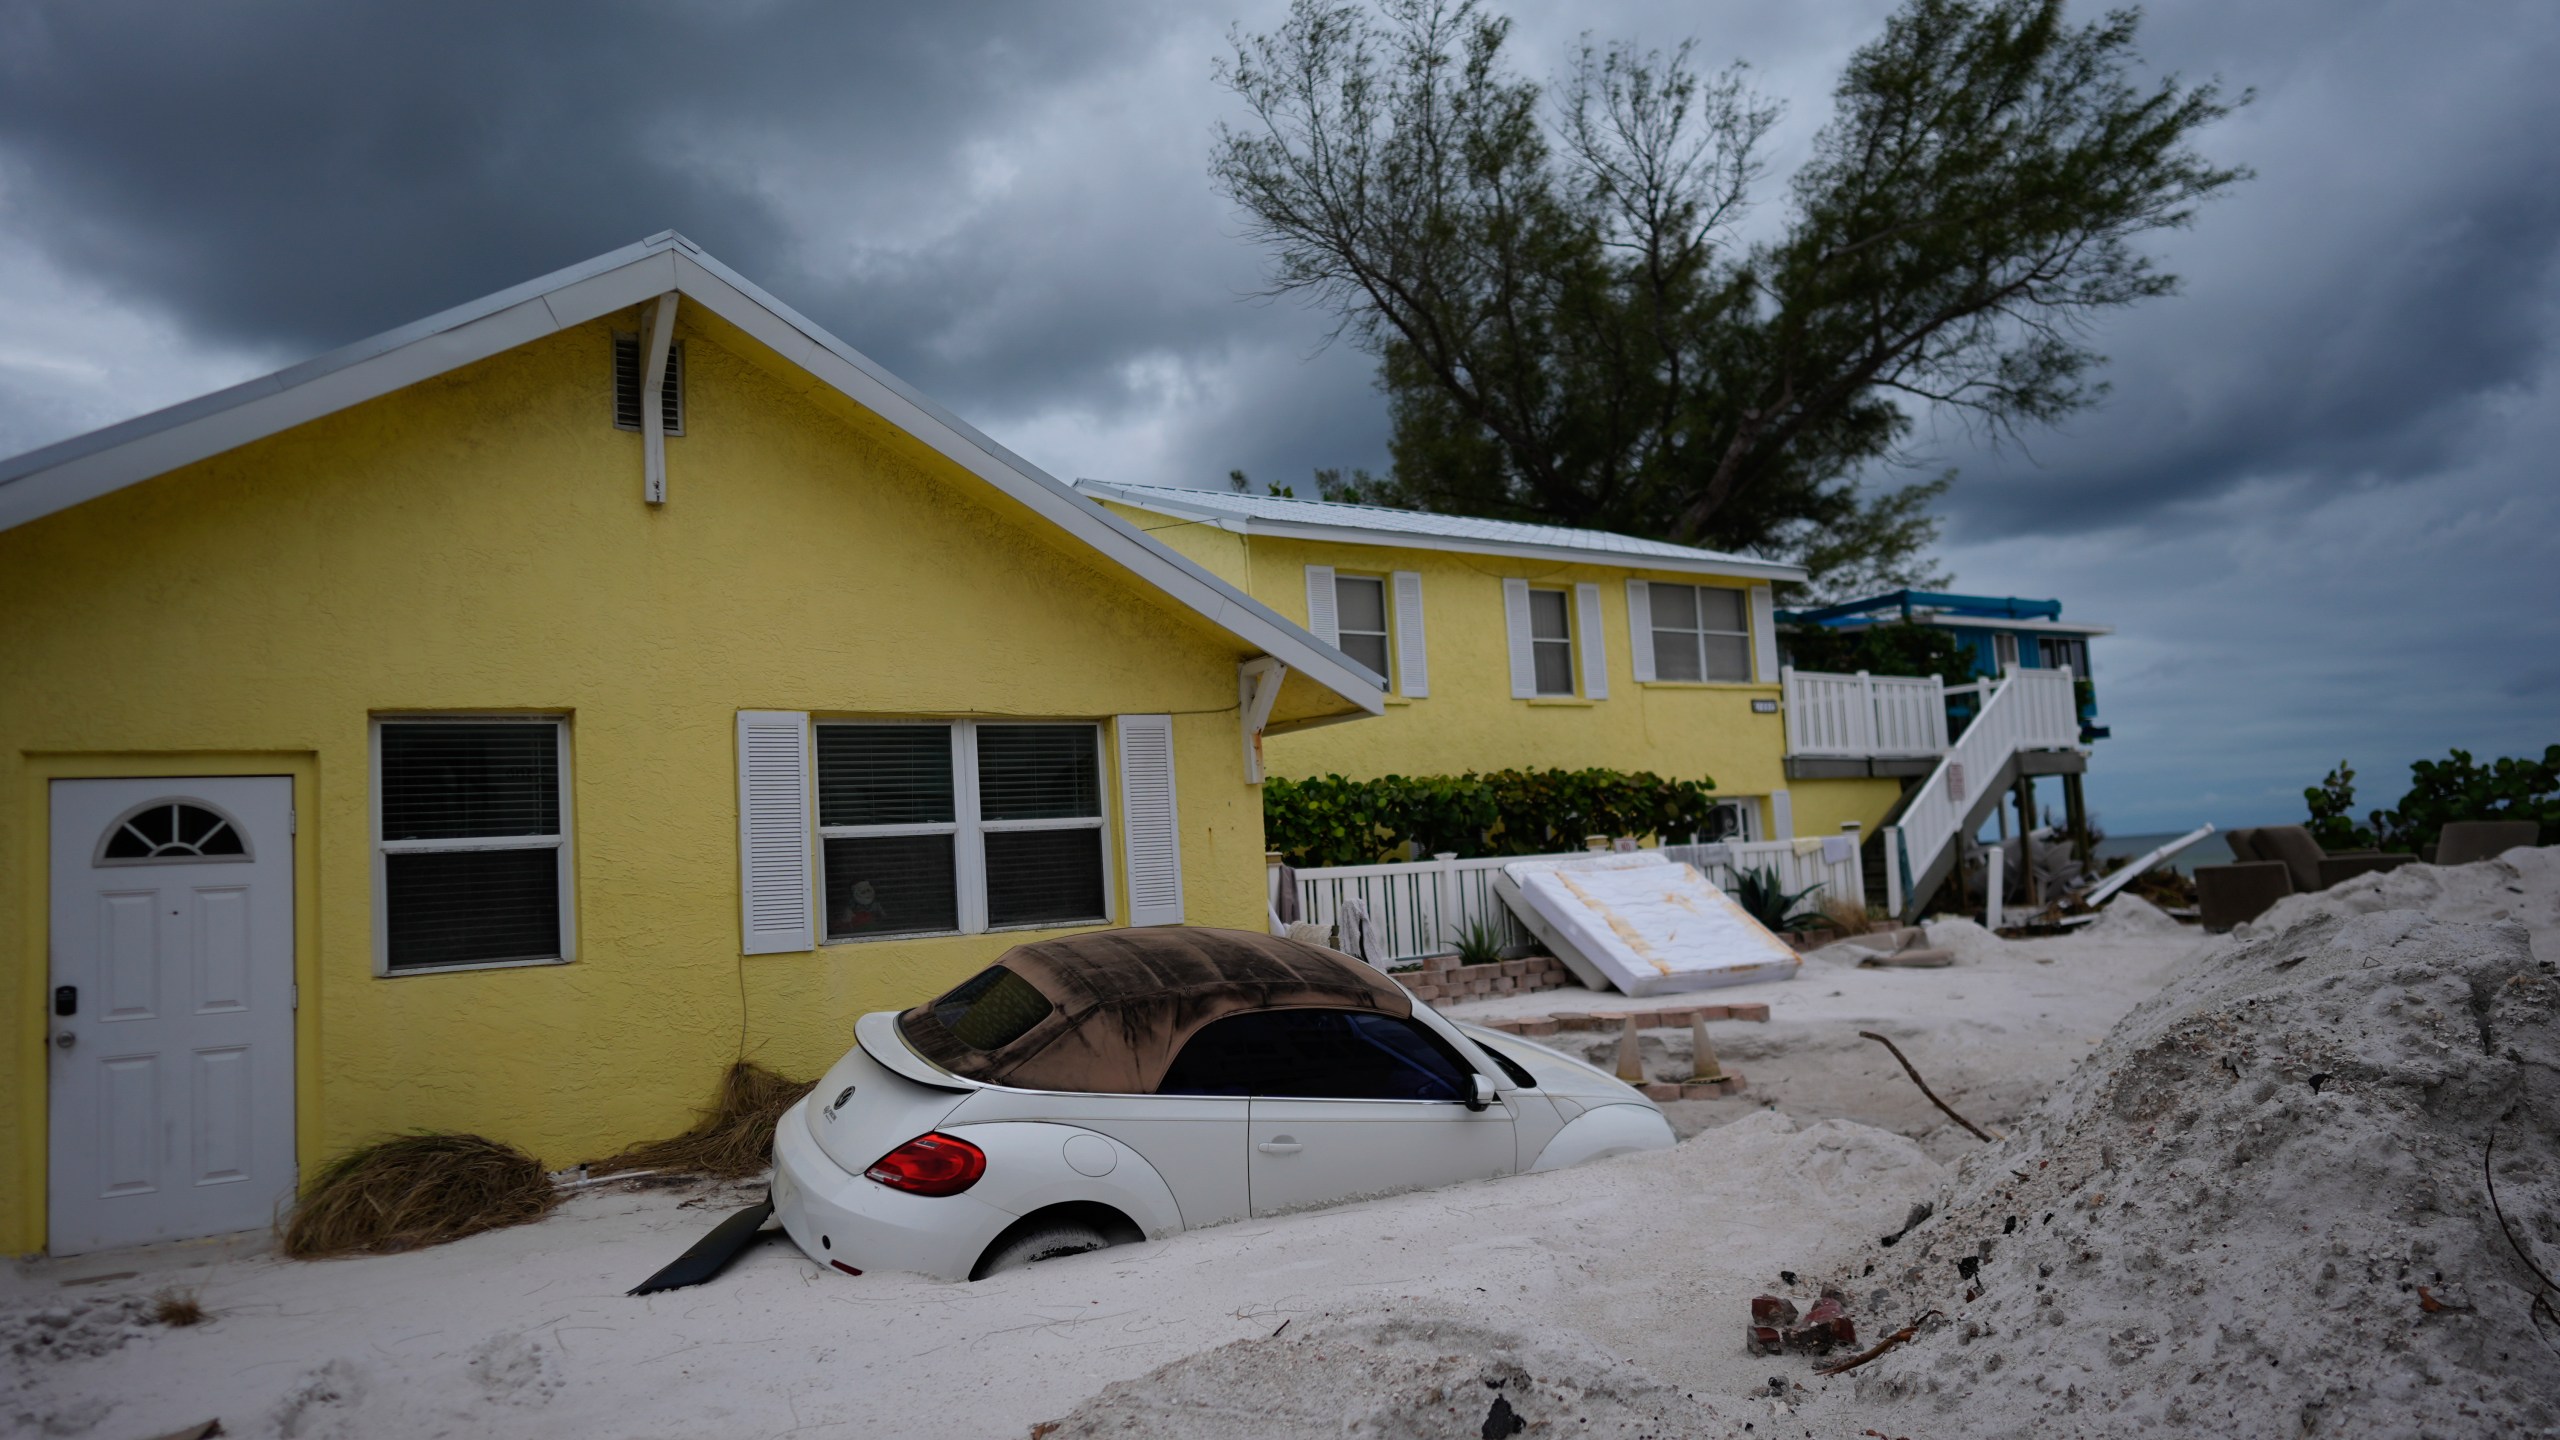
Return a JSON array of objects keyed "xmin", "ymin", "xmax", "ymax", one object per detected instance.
[
  {"xmin": 1077, "ymin": 478, "xmax": 1808, "ymax": 583},
  {"xmin": 0, "ymin": 233, "xmax": 1386, "ymax": 716}
]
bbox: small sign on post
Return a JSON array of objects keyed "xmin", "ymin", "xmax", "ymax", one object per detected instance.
[{"xmin": 1948, "ymin": 761, "xmax": 1967, "ymax": 803}]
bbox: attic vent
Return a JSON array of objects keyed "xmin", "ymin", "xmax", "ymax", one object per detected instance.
[{"xmin": 612, "ymin": 333, "xmax": 685, "ymax": 434}]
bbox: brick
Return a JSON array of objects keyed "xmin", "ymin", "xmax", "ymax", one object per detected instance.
[
  {"xmin": 1727, "ymin": 1002, "xmax": 1771, "ymax": 1022},
  {"xmin": 1655, "ymin": 1008, "xmax": 1695, "ymax": 1029},
  {"xmin": 1522, "ymin": 1019, "xmax": 1560, "ymax": 1037},
  {"xmin": 1691, "ymin": 1005, "xmax": 1729, "ymax": 1021},
  {"xmin": 1550, "ymin": 1011, "xmax": 1597, "ymax": 1030},
  {"xmin": 1680, "ymin": 1075, "xmax": 1746, "ymax": 1099},
  {"xmin": 1425, "ymin": 953, "xmax": 1459, "ymax": 975},
  {"xmin": 1501, "ymin": 960, "xmax": 1530, "ymax": 978},
  {"xmin": 1493, "ymin": 977, "xmax": 1516, "ymax": 993},
  {"xmin": 1639, "ymin": 1082, "xmax": 1682, "ymax": 1101}
]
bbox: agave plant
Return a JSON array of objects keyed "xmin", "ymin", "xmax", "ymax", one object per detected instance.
[
  {"xmin": 1444, "ymin": 915, "xmax": 1508, "ymax": 965},
  {"xmin": 1730, "ymin": 866, "xmax": 1826, "ymax": 933}
]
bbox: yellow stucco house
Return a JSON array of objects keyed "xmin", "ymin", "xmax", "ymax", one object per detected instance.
[
  {"xmin": 1075, "ymin": 482, "xmax": 1902, "ymax": 847},
  {"xmin": 0, "ymin": 233, "xmax": 1384, "ymax": 1256}
]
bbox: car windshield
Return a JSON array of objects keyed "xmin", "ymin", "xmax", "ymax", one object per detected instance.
[{"xmin": 926, "ymin": 965, "xmax": 1053, "ymax": 1051}]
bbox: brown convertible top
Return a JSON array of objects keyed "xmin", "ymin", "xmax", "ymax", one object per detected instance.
[{"xmin": 898, "ymin": 927, "xmax": 1409, "ymax": 1094}]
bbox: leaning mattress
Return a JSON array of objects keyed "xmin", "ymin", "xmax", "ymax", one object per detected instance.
[{"xmin": 1500, "ymin": 852, "xmax": 1800, "ymax": 996}]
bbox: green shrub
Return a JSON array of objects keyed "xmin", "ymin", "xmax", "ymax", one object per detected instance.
[
  {"xmin": 2301, "ymin": 745, "xmax": 2558, "ymax": 854},
  {"xmin": 1263, "ymin": 768, "xmax": 1722, "ymax": 867}
]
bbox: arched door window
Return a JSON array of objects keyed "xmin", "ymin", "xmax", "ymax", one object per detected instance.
[{"xmin": 94, "ymin": 799, "xmax": 252, "ymax": 866}]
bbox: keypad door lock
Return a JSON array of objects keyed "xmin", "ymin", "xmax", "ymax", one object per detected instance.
[{"xmin": 55, "ymin": 985, "xmax": 77, "ymax": 1017}]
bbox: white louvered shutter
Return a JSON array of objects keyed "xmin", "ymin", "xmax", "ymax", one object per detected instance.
[
  {"xmin": 1117, "ymin": 714, "xmax": 1184, "ymax": 926},
  {"xmin": 1770, "ymin": 788, "xmax": 1795, "ymax": 841},
  {"xmin": 1392, "ymin": 571, "xmax": 1429, "ymax": 697},
  {"xmin": 1575, "ymin": 583, "xmax": 1608, "ymax": 699},
  {"xmin": 1501, "ymin": 579, "xmax": 1537, "ymax": 698},
  {"xmin": 1303, "ymin": 566, "xmax": 1339, "ymax": 648},
  {"xmin": 1625, "ymin": 580, "xmax": 1655, "ymax": 683},
  {"xmin": 1749, "ymin": 583, "xmax": 1779, "ymax": 682},
  {"xmin": 736, "ymin": 710, "xmax": 814, "ymax": 954}
]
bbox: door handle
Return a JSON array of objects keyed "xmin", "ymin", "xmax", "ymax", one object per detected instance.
[
  {"xmin": 52, "ymin": 1031, "xmax": 75, "ymax": 1050},
  {"xmin": 1256, "ymin": 1137, "xmax": 1302, "ymax": 1155}
]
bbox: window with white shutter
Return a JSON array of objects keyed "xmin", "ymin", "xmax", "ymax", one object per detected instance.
[
  {"xmin": 737, "ymin": 710, "xmax": 815, "ymax": 954},
  {"xmin": 374, "ymin": 716, "xmax": 573, "ymax": 973},
  {"xmin": 1392, "ymin": 571, "xmax": 1428, "ymax": 696},
  {"xmin": 1116, "ymin": 713, "xmax": 1184, "ymax": 926},
  {"xmin": 1528, "ymin": 588, "xmax": 1575, "ymax": 696},
  {"xmin": 813, "ymin": 720, "xmax": 1110, "ymax": 940},
  {"xmin": 1645, "ymin": 583, "xmax": 1753, "ymax": 682},
  {"xmin": 1331, "ymin": 574, "xmax": 1390, "ymax": 680}
]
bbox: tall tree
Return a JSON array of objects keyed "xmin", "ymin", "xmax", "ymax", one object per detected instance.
[{"xmin": 1212, "ymin": 0, "xmax": 2246, "ymax": 593}]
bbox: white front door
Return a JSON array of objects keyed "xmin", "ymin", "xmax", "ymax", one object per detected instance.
[{"xmin": 48, "ymin": 777, "xmax": 296, "ymax": 1255}]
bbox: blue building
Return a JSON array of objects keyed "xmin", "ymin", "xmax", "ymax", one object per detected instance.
[{"xmin": 1777, "ymin": 589, "xmax": 2111, "ymax": 743}]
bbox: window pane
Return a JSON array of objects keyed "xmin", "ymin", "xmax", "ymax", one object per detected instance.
[
  {"xmin": 984, "ymin": 829, "xmax": 1107, "ymax": 928},
  {"xmin": 1334, "ymin": 576, "xmax": 1387, "ymax": 633},
  {"xmin": 824, "ymin": 833, "xmax": 958, "ymax": 938},
  {"xmin": 1533, "ymin": 639, "xmax": 1575, "ymax": 695},
  {"xmin": 1340, "ymin": 631, "xmax": 1390, "ymax": 678},
  {"xmin": 380, "ymin": 723, "xmax": 559, "ymax": 840},
  {"xmin": 816, "ymin": 725, "xmax": 953, "ymax": 827},
  {"xmin": 1156, "ymin": 1009, "xmax": 1465, "ymax": 1099},
  {"xmin": 1651, "ymin": 583, "xmax": 1698, "ymax": 629},
  {"xmin": 1702, "ymin": 633, "xmax": 1752, "ymax": 682},
  {"xmin": 384, "ymin": 848, "xmax": 561, "ymax": 970},
  {"xmin": 976, "ymin": 726, "xmax": 1100, "ymax": 822},
  {"xmin": 928, "ymin": 966, "xmax": 1054, "ymax": 1051},
  {"xmin": 1528, "ymin": 588, "xmax": 1571, "ymax": 641},
  {"xmin": 1653, "ymin": 630, "xmax": 1703, "ymax": 682},
  {"xmin": 1695, "ymin": 586, "xmax": 1747, "ymax": 633}
]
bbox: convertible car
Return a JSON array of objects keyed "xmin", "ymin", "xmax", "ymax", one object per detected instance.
[{"xmin": 770, "ymin": 927, "xmax": 1674, "ymax": 1281}]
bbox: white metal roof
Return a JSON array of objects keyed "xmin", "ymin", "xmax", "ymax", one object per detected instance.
[
  {"xmin": 1076, "ymin": 480, "xmax": 1807, "ymax": 582},
  {"xmin": 0, "ymin": 232, "xmax": 1385, "ymax": 718}
]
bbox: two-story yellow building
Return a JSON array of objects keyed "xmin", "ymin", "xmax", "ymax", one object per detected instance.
[
  {"xmin": 1076, "ymin": 482, "xmax": 1894, "ymax": 846},
  {"xmin": 0, "ymin": 235, "xmax": 1382, "ymax": 1256}
]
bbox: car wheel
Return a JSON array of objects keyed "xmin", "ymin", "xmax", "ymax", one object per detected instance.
[{"xmin": 976, "ymin": 1220, "xmax": 1112, "ymax": 1277}]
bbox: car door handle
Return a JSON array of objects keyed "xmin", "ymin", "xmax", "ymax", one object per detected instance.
[{"xmin": 1256, "ymin": 1137, "xmax": 1302, "ymax": 1155}]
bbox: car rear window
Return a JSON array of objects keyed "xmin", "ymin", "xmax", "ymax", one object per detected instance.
[{"xmin": 927, "ymin": 965, "xmax": 1053, "ymax": 1051}]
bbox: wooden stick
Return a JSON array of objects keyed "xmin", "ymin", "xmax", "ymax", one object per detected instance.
[
  {"xmin": 1859, "ymin": 1031, "xmax": 2000, "ymax": 1143},
  {"xmin": 1818, "ymin": 1309, "xmax": 1943, "ymax": 1377}
]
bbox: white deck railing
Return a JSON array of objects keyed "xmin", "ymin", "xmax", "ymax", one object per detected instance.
[
  {"xmin": 1892, "ymin": 666, "xmax": 2082, "ymax": 906},
  {"xmin": 1281, "ymin": 838, "xmax": 1865, "ymax": 965},
  {"xmin": 1782, "ymin": 669, "xmax": 1950, "ymax": 758}
]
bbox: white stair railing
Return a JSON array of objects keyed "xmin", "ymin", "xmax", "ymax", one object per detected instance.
[{"xmin": 1893, "ymin": 667, "xmax": 2081, "ymax": 909}]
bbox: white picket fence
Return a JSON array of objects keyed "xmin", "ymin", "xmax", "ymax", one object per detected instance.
[
  {"xmin": 1280, "ymin": 838, "xmax": 1866, "ymax": 965},
  {"xmin": 1782, "ymin": 668, "xmax": 1950, "ymax": 758}
]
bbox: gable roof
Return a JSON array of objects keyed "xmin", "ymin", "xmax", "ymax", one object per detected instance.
[
  {"xmin": 1076, "ymin": 479, "xmax": 1807, "ymax": 583},
  {"xmin": 0, "ymin": 232, "xmax": 1383, "ymax": 717}
]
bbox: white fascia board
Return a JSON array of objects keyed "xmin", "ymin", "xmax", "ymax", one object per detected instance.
[
  {"xmin": 671, "ymin": 252, "xmax": 1386, "ymax": 714},
  {"xmin": 1075, "ymin": 480, "xmax": 1807, "ymax": 584},
  {"xmin": 1906, "ymin": 615, "xmax": 2115, "ymax": 637}
]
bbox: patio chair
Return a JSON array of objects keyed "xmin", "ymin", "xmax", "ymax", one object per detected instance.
[
  {"xmin": 2430, "ymin": 820, "xmax": 2541, "ymax": 867},
  {"xmin": 2193, "ymin": 825, "xmax": 2415, "ymax": 931}
]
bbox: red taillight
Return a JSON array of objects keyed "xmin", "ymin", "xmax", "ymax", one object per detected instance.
[{"xmin": 864, "ymin": 1132, "xmax": 986, "ymax": 1197}]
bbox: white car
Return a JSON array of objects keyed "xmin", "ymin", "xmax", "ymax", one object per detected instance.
[{"xmin": 770, "ymin": 927, "xmax": 1674, "ymax": 1280}]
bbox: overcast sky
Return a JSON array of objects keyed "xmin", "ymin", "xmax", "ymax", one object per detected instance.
[{"xmin": 3, "ymin": 0, "xmax": 2553, "ymax": 834}]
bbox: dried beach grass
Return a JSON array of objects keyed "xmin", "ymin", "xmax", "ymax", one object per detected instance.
[
  {"xmin": 588, "ymin": 1060, "xmax": 815, "ymax": 1181},
  {"xmin": 150, "ymin": 1286, "xmax": 207, "ymax": 1327},
  {"xmin": 282, "ymin": 1132, "xmax": 560, "ymax": 1259},
  {"xmin": 1819, "ymin": 895, "xmax": 1884, "ymax": 936}
]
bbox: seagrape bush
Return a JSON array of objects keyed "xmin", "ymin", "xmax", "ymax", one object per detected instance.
[
  {"xmin": 1264, "ymin": 768, "xmax": 1724, "ymax": 867},
  {"xmin": 2304, "ymin": 745, "xmax": 2558, "ymax": 853}
]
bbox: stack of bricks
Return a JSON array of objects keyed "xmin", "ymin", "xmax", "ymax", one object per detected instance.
[{"xmin": 1396, "ymin": 953, "xmax": 1573, "ymax": 1003}]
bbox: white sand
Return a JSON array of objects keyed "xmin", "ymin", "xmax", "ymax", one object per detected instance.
[{"xmin": 55, "ymin": 876, "xmax": 2525, "ymax": 1439}]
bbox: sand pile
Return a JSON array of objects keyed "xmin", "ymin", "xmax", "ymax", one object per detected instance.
[
  {"xmin": 1043, "ymin": 1306, "xmax": 1724, "ymax": 1438},
  {"xmin": 2245, "ymin": 846, "xmax": 2560, "ymax": 960},
  {"xmin": 2083, "ymin": 892, "xmax": 2186, "ymax": 939},
  {"xmin": 1923, "ymin": 916, "xmax": 2013, "ymax": 963},
  {"xmin": 1828, "ymin": 902, "xmax": 2560, "ymax": 1436}
]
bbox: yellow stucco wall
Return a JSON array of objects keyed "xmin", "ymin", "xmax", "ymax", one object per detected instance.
[
  {"xmin": 1789, "ymin": 777, "xmax": 1907, "ymax": 843},
  {"xmin": 1, "ymin": 316, "xmax": 1287, "ymax": 1252},
  {"xmin": 1101, "ymin": 507, "xmax": 1789, "ymax": 830}
]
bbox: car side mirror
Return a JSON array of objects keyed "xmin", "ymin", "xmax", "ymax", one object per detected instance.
[{"xmin": 1466, "ymin": 1073, "xmax": 1497, "ymax": 1112}]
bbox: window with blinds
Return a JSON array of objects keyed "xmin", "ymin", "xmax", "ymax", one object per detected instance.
[
  {"xmin": 1331, "ymin": 574, "xmax": 1391, "ymax": 680},
  {"xmin": 816, "ymin": 721, "xmax": 1106, "ymax": 942},
  {"xmin": 1648, "ymin": 583, "xmax": 1753, "ymax": 683},
  {"xmin": 1527, "ymin": 588, "xmax": 1575, "ymax": 695},
  {"xmin": 375, "ymin": 718, "xmax": 570, "ymax": 972}
]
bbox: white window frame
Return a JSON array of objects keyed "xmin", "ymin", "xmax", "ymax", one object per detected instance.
[
  {"xmin": 815, "ymin": 718, "xmax": 1114, "ymax": 943},
  {"xmin": 1994, "ymin": 632, "xmax": 2021, "ymax": 671},
  {"xmin": 370, "ymin": 714, "xmax": 575, "ymax": 977},
  {"xmin": 1698, "ymin": 798, "xmax": 1761, "ymax": 843},
  {"xmin": 1526, "ymin": 586, "xmax": 1576, "ymax": 696},
  {"xmin": 1330, "ymin": 572, "xmax": 1393, "ymax": 683},
  {"xmin": 1644, "ymin": 582, "xmax": 1754, "ymax": 684}
]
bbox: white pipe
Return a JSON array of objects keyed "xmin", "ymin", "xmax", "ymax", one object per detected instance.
[
  {"xmin": 2082, "ymin": 823, "xmax": 2217, "ymax": 907},
  {"xmin": 1983, "ymin": 845, "xmax": 2004, "ymax": 931}
]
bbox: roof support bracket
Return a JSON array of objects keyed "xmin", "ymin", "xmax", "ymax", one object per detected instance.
[
  {"xmin": 1239, "ymin": 657, "xmax": 1287, "ymax": 783},
  {"xmin": 641, "ymin": 291, "xmax": 678, "ymax": 504}
]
